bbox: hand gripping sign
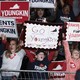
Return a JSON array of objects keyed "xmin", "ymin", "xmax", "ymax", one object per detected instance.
[{"xmin": 25, "ymin": 23, "xmax": 60, "ymax": 49}]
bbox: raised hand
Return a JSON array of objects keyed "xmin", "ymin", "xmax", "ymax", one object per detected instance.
[{"xmin": 1, "ymin": 34, "xmax": 7, "ymax": 41}]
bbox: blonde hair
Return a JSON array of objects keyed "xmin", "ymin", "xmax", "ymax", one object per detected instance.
[
  {"xmin": 71, "ymin": 49, "xmax": 80, "ymax": 55},
  {"xmin": 5, "ymin": 39, "xmax": 21, "ymax": 58}
]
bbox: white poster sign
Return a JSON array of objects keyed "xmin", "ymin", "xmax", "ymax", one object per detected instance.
[
  {"xmin": 0, "ymin": 17, "xmax": 18, "ymax": 38},
  {"xmin": 26, "ymin": 0, "xmax": 56, "ymax": 8},
  {"xmin": 66, "ymin": 22, "xmax": 80, "ymax": 41},
  {"xmin": 25, "ymin": 23, "xmax": 60, "ymax": 49}
]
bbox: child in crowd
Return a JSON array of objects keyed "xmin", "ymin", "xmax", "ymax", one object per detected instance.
[
  {"xmin": 62, "ymin": 34, "xmax": 80, "ymax": 80},
  {"xmin": 26, "ymin": 49, "xmax": 55, "ymax": 70},
  {"xmin": 25, "ymin": 49, "xmax": 55, "ymax": 80},
  {"xmin": 1, "ymin": 38, "xmax": 26, "ymax": 80}
]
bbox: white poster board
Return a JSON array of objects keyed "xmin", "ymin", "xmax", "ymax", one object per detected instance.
[
  {"xmin": 66, "ymin": 22, "xmax": 80, "ymax": 41},
  {"xmin": 26, "ymin": 0, "xmax": 56, "ymax": 8},
  {"xmin": 25, "ymin": 23, "xmax": 60, "ymax": 49},
  {"xmin": 0, "ymin": 17, "xmax": 18, "ymax": 38}
]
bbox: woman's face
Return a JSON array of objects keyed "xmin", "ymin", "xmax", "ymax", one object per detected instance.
[
  {"xmin": 9, "ymin": 40, "xmax": 17, "ymax": 53},
  {"xmin": 37, "ymin": 9, "xmax": 44, "ymax": 18},
  {"xmin": 72, "ymin": 50, "xmax": 80, "ymax": 59}
]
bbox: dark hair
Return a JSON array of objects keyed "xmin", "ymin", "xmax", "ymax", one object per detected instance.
[
  {"xmin": 35, "ymin": 8, "xmax": 51, "ymax": 18},
  {"xmin": 35, "ymin": 8, "xmax": 45, "ymax": 18},
  {"xmin": 62, "ymin": 3, "xmax": 72, "ymax": 11},
  {"xmin": 36, "ymin": 49, "xmax": 47, "ymax": 56}
]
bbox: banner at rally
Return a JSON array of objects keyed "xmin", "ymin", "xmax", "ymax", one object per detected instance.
[
  {"xmin": 48, "ymin": 61, "xmax": 66, "ymax": 71},
  {"xmin": 0, "ymin": 1, "xmax": 30, "ymax": 23},
  {"xmin": 48, "ymin": 61, "xmax": 66, "ymax": 79},
  {"xmin": 25, "ymin": 23, "xmax": 60, "ymax": 49},
  {"xmin": 0, "ymin": 17, "xmax": 18, "ymax": 38},
  {"xmin": 26, "ymin": 0, "xmax": 56, "ymax": 8},
  {"xmin": 66, "ymin": 22, "xmax": 80, "ymax": 41}
]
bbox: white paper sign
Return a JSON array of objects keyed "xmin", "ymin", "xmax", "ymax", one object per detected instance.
[
  {"xmin": 26, "ymin": 0, "xmax": 56, "ymax": 8},
  {"xmin": 25, "ymin": 23, "xmax": 60, "ymax": 49},
  {"xmin": 66, "ymin": 22, "xmax": 80, "ymax": 41},
  {"xmin": 0, "ymin": 17, "xmax": 18, "ymax": 38}
]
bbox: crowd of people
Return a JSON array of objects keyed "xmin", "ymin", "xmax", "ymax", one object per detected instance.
[{"xmin": 0, "ymin": 0, "xmax": 80, "ymax": 80}]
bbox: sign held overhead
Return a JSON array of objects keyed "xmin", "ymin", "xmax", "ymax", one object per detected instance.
[{"xmin": 0, "ymin": 17, "xmax": 18, "ymax": 38}]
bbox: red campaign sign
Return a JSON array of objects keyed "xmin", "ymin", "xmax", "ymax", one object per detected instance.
[
  {"xmin": 48, "ymin": 61, "xmax": 66, "ymax": 71},
  {"xmin": 0, "ymin": 1, "xmax": 30, "ymax": 24},
  {"xmin": 48, "ymin": 61, "xmax": 66, "ymax": 79}
]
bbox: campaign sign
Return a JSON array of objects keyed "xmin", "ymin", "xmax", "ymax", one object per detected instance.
[
  {"xmin": 48, "ymin": 61, "xmax": 66, "ymax": 79},
  {"xmin": 26, "ymin": 0, "xmax": 56, "ymax": 8},
  {"xmin": 66, "ymin": 22, "xmax": 80, "ymax": 41},
  {"xmin": 1, "ymin": 1, "xmax": 30, "ymax": 23},
  {"xmin": 48, "ymin": 61, "xmax": 66, "ymax": 71},
  {"xmin": 25, "ymin": 23, "xmax": 60, "ymax": 49},
  {"xmin": 0, "ymin": 17, "xmax": 18, "ymax": 38}
]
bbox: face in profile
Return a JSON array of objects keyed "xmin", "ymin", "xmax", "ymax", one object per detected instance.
[
  {"xmin": 37, "ymin": 9, "xmax": 44, "ymax": 18},
  {"xmin": 36, "ymin": 52, "xmax": 45, "ymax": 61},
  {"xmin": 9, "ymin": 40, "xmax": 17, "ymax": 53},
  {"xmin": 72, "ymin": 50, "xmax": 80, "ymax": 59}
]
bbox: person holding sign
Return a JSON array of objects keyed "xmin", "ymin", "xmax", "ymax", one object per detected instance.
[
  {"xmin": 56, "ymin": 3, "xmax": 75, "ymax": 24},
  {"xmin": 1, "ymin": 38, "xmax": 26, "ymax": 80},
  {"xmin": 62, "ymin": 34, "xmax": 80, "ymax": 80}
]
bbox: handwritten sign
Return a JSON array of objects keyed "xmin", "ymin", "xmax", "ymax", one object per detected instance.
[
  {"xmin": 25, "ymin": 23, "xmax": 60, "ymax": 49},
  {"xmin": 26, "ymin": 0, "xmax": 56, "ymax": 8},
  {"xmin": 66, "ymin": 22, "xmax": 80, "ymax": 41},
  {"xmin": 0, "ymin": 17, "xmax": 18, "ymax": 38}
]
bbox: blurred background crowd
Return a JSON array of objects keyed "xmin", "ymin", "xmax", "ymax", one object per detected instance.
[{"xmin": 0, "ymin": 0, "xmax": 80, "ymax": 80}]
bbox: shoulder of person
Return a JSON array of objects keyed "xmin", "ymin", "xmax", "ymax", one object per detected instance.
[
  {"xmin": 2, "ymin": 50, "xmax": 7, "ymax": 57},
  {"xmin": 18, "ymin": 49, "xmax": 26, "ymax": 55},
  {"xmin": 3, "ymin": 50, "xmax": 7, "ymax": 54}
]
